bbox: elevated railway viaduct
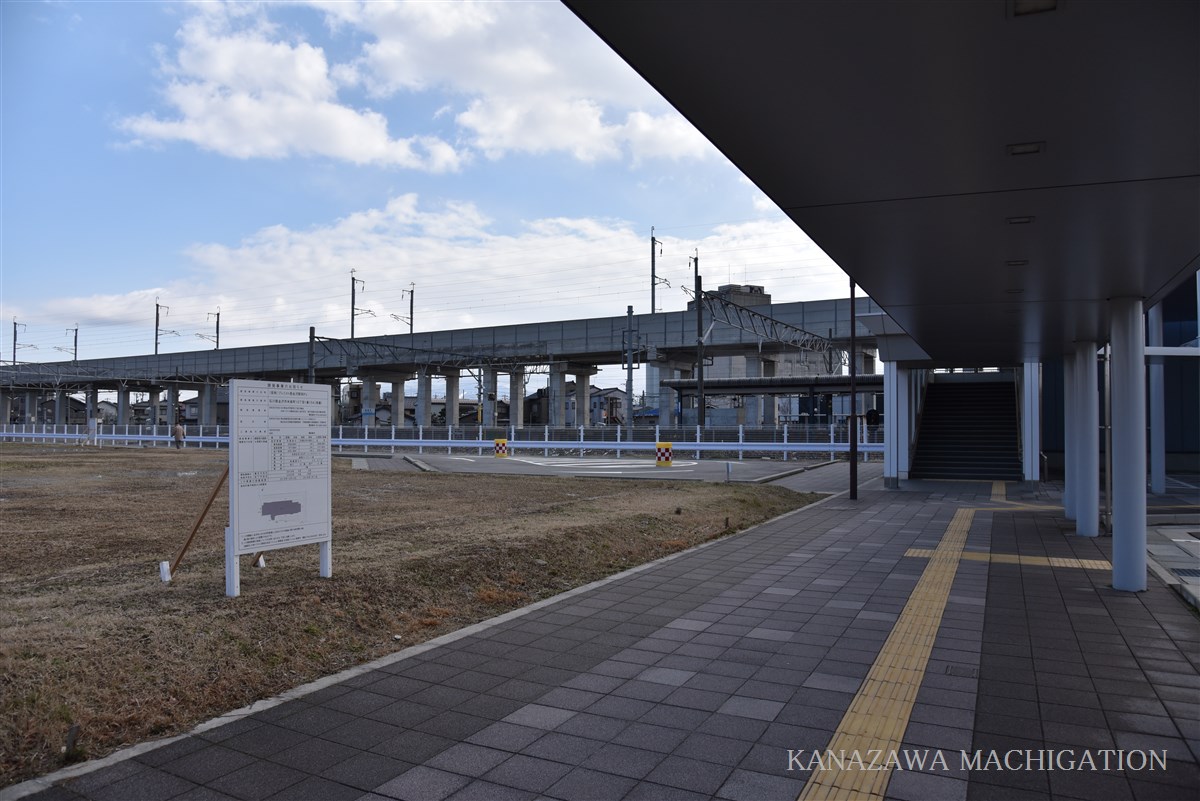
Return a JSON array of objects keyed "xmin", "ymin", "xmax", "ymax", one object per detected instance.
[{"xmin": 0, "ymin": 297, "xmax": 883, "ymax": 429}]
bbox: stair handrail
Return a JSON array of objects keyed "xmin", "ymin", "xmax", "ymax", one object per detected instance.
[{"xmin": 1013, "ymin": 367, "xmax": 1023, "ymax": 462}]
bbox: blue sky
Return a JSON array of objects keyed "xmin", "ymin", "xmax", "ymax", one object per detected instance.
[{"xmin": 2, "ymin": 0, "xmax": 846, "ymax": 392}]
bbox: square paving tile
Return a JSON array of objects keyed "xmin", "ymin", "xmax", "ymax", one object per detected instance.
[
  {"xmin": 373, "ymin": 766, "xmax": 471, "ymax": 801},
  {"xmin": 481, "ymin": 754, "xmax": 572, "ymax": 793}
]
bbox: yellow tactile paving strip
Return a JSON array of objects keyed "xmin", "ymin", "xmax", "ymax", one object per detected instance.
[
  {"xmin": 797, "ymin": 508, "xmax": 974, "ymax": 801},
  {"xmin": 904, "ymin": 548, "xmax": 1110, "ymax": 571}
]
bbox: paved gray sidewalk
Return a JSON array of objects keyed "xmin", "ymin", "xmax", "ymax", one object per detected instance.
[{"xmin": 7, "ymin": 464, "xmax": 1198, "ymax": 801}]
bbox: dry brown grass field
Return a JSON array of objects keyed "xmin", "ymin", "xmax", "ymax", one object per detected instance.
[{"xmin": 0, "ymin": 443, "xmax": 819, "ymax": 786}]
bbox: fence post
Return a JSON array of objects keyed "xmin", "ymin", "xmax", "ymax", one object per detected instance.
[
  {"xmin": 738, "ymin": 424, "xmax": 744, "ymax": 461},
  {"xmin": 477, "ymin": 425, "xmax": 484, "ymax": 456},
  {"xmin": 579, "ymin": 425, "xmax": 584, "ymax": 457},
  {"xmin": 447, "ymin": 424, "xmax": 453, "ymax": 455},
  {"xmin": 418, "ymin": 425, "xmax": 424, "ymax": 455},
  {"xmin": 695, "ymin": 425, "xmax": 701, "ymax": 460},
  {"xmin": 829, "ymin": 423, "xmax": 835, "ymax": 462},
  {"xmin": 616, "ymin": 424, "xmax": 622, "ymax": 458},
  {"xmin": 544, "ymin": 425, "xmax": 549, "ymax": 457},
  {"xmin": 783, "ymin": 423, "xmax": 789, "ymax": 462}
]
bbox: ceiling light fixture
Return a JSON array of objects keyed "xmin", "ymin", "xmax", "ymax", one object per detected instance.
[
  {"xmin": 1006, "ymin": 260, "xmax": 1029, "ymax": 267},
  {"xmin": 1006, "ymin": 216, "xmax": 1036, "ymax": 225},
  {"xmin": 1011, "ymin": 0, "xmax": 1058, "ymax": 17},
  {"xmin": 1007, "ymin": 141, "xmax": 1045, "ymax": 156},
  {"xmin": 1005, "ymin": 288, "xmax": 1025, "ymax": 295}
]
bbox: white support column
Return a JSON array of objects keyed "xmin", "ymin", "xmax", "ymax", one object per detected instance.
[
  {"xmin": 509, "ymin": 367, "xmax": 526, "ymax": 429},
  {"xmin": 416, "ymin": 370, "xmax": 433, "ymax": 428},
  {"xmin": 54, "ymin": 391, "xmax": 67, "ymax": 425},
  {"xmin": 1147, "ymin": 303, "xmax": 1166, "ymax": 495},
  {"xmin": 1074, "ymin": 343, "xmax": 1099, "ymax": 537},
  {"xmin": 443, "ymin": 372, "xmax": 460, "ymax": 426},
  {"xmin": 883, "ymin": 362, "xmax": 899, "ymax": 488},
  {"xmin": 1110, "ymin": 297, "xmax": 1147, "ymax": 592},
  {"xmin": 896, "ymin": 366, "xmax": 910, "ymax": 480},
  {"xmin": 85, "ymin": 387, "xmax": 98, "ymax": 424},
  {"xmin": 1062, "ymin": 353, "xmax": 1076, "ymax": 520},
  {"xmin": 25, "ymin": 390, "xmax": 38, "ymax": 423},
  {"xmin": 1021, "ymin": 362, "xmax": 1041, "ymax": 482},
  {"xmin": 148, "ymin": 389, "xmax": 161, "ymax": 426}
]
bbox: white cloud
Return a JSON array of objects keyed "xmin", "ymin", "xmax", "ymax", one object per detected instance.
[
  {"xmin": 119, "ymin": 8, "xmax": 463, "ymax": 170},
  {"xmin": 119, "ymin": 1, "xmax": 712, "ymax": 169},
  {"xmin": 27, "ymin": 195, "xmax": 843, "ymax": 362}
]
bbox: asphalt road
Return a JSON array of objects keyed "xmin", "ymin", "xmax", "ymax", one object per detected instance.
[{"xmin": 359, "ymin": 452, "xmax": 839, "ymax": 483}]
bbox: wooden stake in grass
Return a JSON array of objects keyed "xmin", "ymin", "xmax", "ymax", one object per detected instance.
[{"xmin": 160, "ymin": 466, "xmax": 228, "ymax": 582}]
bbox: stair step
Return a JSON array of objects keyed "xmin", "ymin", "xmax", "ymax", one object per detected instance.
[{"xmin": 911, "ymin": 381, "xmax": 1022, "ymax": 482}]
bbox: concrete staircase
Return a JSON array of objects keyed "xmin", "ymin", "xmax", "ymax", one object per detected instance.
[{"xmin": 910, "ymin": 380, "xmax": 1023, "ymax": 481}]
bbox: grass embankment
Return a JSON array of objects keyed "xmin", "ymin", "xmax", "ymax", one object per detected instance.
[{"xmin": 0, "ymin": 443, "xmax": 819, "ymax": 786}]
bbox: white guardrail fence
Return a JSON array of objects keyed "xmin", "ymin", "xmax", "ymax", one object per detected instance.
[{"xmin": 0, "ymin": 423, "xmax": 884, "ymax": 460}]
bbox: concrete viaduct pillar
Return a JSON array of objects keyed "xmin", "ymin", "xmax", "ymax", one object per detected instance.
[
  {"xmin": 0, "ymin": 390, "xmax": 10, "ymax": 425},
  {"xmin": 548, "ymin": 364, "xmax": 568, "ymax": 428},
  {"xmin": 25, "ymin": 390, "xmax": 38, "ymax": 423},
  {"xmin": 509, "ymin": 367, "xmax": 526, "ymax": 429},
  {"xmin": 199, "ymin": 384, "xmax": 217, "ymax": 426},
  {"xmin": 659, "ymin": 364, "xmax": 690, "ymax": 427},
  {"xmin": 480, "ymin": 369, "xmax": 498, "ymax": 427},
  {"xmin": 54, "ymin": 391, "xmax": 67, "ymax": 424},
  {"xmin": 444, "ymin": 372, "xmax": 460, "ymax": 426},
  {"xmin": 415, "ymin": 370, "xmax": 433, "ymax": 428},
  {"xmin": 360, "ymin": 379, "xmax": 377, "ymax": 427},
  {"xmin": 573, "ymin": 367, "xmax": 597, "ymax": 427},
  {"xmin": 167, "ymin": 386, "xmax": 180, "ymax": 427},
  {"xmin": 117, "ymin": 388, "xmax": 130, "ymax": 425}
]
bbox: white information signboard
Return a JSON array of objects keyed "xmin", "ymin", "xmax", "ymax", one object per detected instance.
[{"xmin": 226, "ymin": 379, "xmax": 332, "ymax": 597}]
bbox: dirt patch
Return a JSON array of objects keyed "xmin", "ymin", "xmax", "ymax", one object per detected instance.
[{"xmin": 0, "ymin": 443, "xmax": 821, "ymax": 786}]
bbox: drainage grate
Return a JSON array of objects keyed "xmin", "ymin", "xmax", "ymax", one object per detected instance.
[
  {"xmin": 1172, "ymin": 568, "xmax": 1200, "ymax": 578},
  {"xmin": 944, "ymin": 665, "xmax": 979, "ymax": 679}
]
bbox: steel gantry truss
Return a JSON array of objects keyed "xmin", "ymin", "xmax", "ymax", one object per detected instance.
[
  {"xmin": 696, "ymin": 290, "xmax": 843, "ymax": 368},
  {"xmin": 309, "ymin": 333, "xmax": 556, "ymax": 379}
]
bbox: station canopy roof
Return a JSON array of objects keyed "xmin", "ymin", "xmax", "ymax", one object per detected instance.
[{"xmin": 566, "ymin": 0, "xmax": 1200, "ymax": 367}]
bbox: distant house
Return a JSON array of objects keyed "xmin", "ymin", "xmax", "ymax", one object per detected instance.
[
  {"xmin": 525, "ymin": 383, "xmax": 628, "ymax": 426},
  {"xmin": 96, "ymin": 400, "xmax": 118, "ymax": 424},
  {"xmin": 37, "ymin": 396, "xmax": 87, "ymax": 424}
]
